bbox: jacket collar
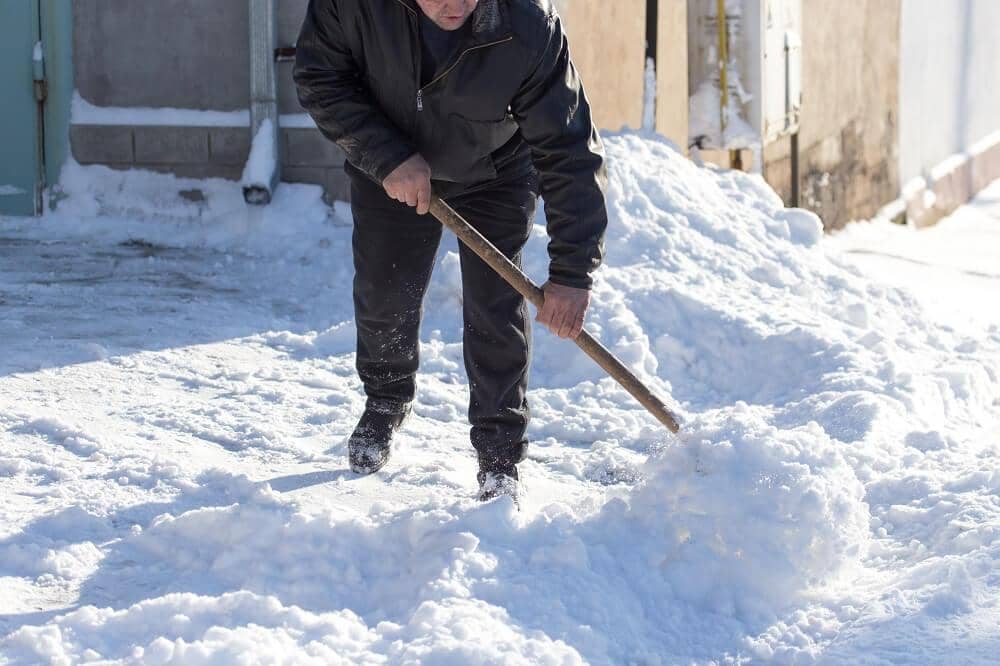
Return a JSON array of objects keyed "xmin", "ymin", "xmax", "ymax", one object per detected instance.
[{"xmin": 396, "ymin": 0, "xmax": 510, "ymax": 41}]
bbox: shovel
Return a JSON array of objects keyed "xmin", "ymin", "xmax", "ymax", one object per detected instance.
[{"xmin": 429, "ymin": 196, "xmax": 681, "ymax": 434}]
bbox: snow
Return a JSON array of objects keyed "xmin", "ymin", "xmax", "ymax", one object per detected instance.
[
  {"xmin": 1, "ymin": 133, "xmax": 998, "ymax": 664},
  {"xmin": 241, "ymin": 120, "xmax": 276, "ymax": 190},
  {"xmin": 71, "ymin": 93, "xmax": 319, "ymax": 130},
  {"xmin": 969, "ymin": 129, "xmax": 1000, "ymax": 158},
  {"xmin": 72, "ymin": 92, "xmax": 251, "ymax": 128},
  {"xmin": 642, "ymin": 57, "xmax": 656, "ymax": 132},
  {"xmin": 0, "ymin": 186, "xmax": 27, "ymax": 196},
  {"xmin": 689, "ymin": 79, "xmax": 760, "ymax": 169},
  {"xmin": 829, "ymin": 179, "xmax": 1000, "ymax": 331}
]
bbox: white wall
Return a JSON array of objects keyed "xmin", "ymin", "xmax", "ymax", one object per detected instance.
[{"xmin": 900, "ymin": 0, "xmax": 1000, "ymax": 184}]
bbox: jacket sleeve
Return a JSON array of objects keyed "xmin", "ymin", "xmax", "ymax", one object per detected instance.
[
  {"xmin": 293, "ymin": 0, "xmax": 415, "ymax": 183},
  {"xmin": 510, "ymin": 11, "xmax": 609, "ymax": 290}
]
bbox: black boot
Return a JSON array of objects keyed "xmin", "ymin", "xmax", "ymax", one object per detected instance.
[
  {"xmin": 348, "ymin": 401, "xmax": 411, "ymax": 474},
  {"xmin": 477, "ymin": 461, "xmax": 521, "ymax": 507}
]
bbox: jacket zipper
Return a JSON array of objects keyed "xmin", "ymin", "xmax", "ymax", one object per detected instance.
[
  {"xmin": 391, "ymin": 0, "xmax": 513, "ymax": 112},
  {"xmin": 416, "ymin": 37, "xmax": 514, "ymax": 111}
]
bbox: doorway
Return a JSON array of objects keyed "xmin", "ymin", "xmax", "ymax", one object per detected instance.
[{"xmin": 0, "ymin": 1, "xmax": 42, "ymax": 215}]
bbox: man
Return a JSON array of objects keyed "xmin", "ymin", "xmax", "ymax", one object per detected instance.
[{"xmin": 294, "ymin": 0, "xmax": 608, "ymax": 503}]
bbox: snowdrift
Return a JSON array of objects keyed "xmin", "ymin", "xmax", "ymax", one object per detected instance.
[{"xmin": 2, "ymin": 133, "xmax": 997, "ymax": 663}]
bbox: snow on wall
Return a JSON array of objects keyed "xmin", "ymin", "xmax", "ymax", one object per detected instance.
[
  {"xmin": 71, "ymin": 92, "xmax": 317, "ymax": 130},
  {"xmin": 900, "ymin": 0, "xmax": 1000, "ymax": 183}
]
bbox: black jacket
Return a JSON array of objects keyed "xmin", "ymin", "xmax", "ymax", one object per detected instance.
[{"xmin": 293, "ymin": 0, "xmax": 608, "ymax": 289}]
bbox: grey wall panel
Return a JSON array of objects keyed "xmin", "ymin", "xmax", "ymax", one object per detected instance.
[
  {"xmin": 278, "ymin": 0, "xmax": 308, "ymax": 47},
  {"xmin": 74, "ymin": 0, "xmax": 250, "ymax": 110},
  {"xmin": 75, "ymin": 0, "xmax": 313, "ymax": 112}
]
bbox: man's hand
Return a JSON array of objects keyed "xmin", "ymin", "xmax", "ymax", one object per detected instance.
[
  {"xmin": 382, "ymin": 154, "xmax": 432, "ymax": 214},
  {"xmin": 535, "ymin": 281, "xmax": 590, "ymax": 339}
]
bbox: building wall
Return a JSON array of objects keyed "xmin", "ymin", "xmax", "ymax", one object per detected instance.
[
  {"xmin": 762, "ymin": 0, "xmax": 900, "ymax": 230},
  {"xmin": 72, "ymin": 0, "xmax": 658, "ymax": 200},
  {"xmin": 896, "ymin": 0, "xmax": 1000, "ymax": 226},
  {"xmin": 655, "ymin": 0, "xmax": 689, "ymax": 150},
  {"xmin": 552, "ymin": 0, "xmax": 648, "ymax": 132},
  {"xmin": 73, "ymin": 0, "xmax": 309, "ymax": 114},
  {"xmin": 70, "ymin": 0, "xmax": 348, "ymax": 196},
  {"xmin": 899, "ymin": 0, "xmax": 1000, "ymax": 185}
]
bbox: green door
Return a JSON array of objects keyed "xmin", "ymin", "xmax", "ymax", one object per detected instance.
[{"xmin": 0, "ymin": 1, "xmax": 42, "ymax": 216}]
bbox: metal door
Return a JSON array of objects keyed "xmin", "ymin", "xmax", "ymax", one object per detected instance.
[{"xmin": 0, "ymin": 1, "xmax": 42, "ymax": 216}]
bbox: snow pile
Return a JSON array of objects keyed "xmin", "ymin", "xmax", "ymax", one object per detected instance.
[
  {"xmin": 627, "ymin": 412, "xmax": 868, "ymax": 619},
  {"xmin": 40, "ymin": 157, "xmax": 353, "ymax": 256},
  {"xmin": 2, "ymin": 132, "xmax": 998, "ymax": 663}
]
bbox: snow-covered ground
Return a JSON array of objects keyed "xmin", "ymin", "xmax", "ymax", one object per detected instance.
[{"xmin": 1, "ymin": 134, "xmax": 997, "ymax": 664}]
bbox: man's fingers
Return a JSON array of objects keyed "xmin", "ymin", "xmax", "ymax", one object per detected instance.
[
  {"xmin": 569, "ymin": 311, "xmax": 585, "ymax": 339},
  {"xmin": 405, "ymin": 186, "xmax": 418, "ymax": 208},
  {"xmin": 557, "ymin": 307, "xmax": 576, "ymax": 338},
  {"xmin": 536, "ymin": 281, "xmax": 590, "ymax": 339},
  {"xmin": 416, "ymin": 182, "xmax": 431, "ymax": 215},
  {"xmin": 535, "ymin": 302, "xmax": 552, "ymax": 327},
  {"xmin": 537, "ymin": 301, "xmax": 559, "ymax": 333},
  {"xmin": 544, "ymin": 302, "xmax": 569, "ymax": 338}
]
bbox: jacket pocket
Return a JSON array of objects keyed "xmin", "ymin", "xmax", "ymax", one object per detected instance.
[
  {"xmin": 449, "ymin": 112, "xmax": 518, "ymax": 151},
  {"xmin": 427, "ymin": 113, "xmax": 515, "ymax": 182}
]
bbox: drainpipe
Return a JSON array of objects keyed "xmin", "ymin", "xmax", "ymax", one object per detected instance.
[
  {"xmin": 33, "ymin": 40, "xmax": 47, "ymax": 214},
  {"xmin": 243, "ymin": 0, "xmax": 280, "ymax": 205},
  {"xmin": 715, "ymin": 0, "xmax": 743, "ymax": 170},
  {"xmin": 716, "ymin": 0, "xmax": 729, "ymax": 144}
]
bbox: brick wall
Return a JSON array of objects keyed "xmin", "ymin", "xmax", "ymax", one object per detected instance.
[{"xmin": 71, "ymin": 125, "xmax": 349, "ymax": 202}]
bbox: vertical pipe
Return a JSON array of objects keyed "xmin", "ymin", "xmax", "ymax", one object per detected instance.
[
  {"xmin": 716, "ymin": 0, "xmax": 729, "ymax": 141},
  {"xmin": 790, "ymin": 131, "xmax": 800, "ymax": 207},
  {"xmin": 40, "ymin": 0, "xmax": 74, "ymax": 209},
  {"xmin": 33, "ymin": 35, "xmax": 46, "ymax": 215},
  {"xmin": 645, "ymin": 0, "xmax": 658, "ymax": 63},
  {"xmin": 245, "ymin": 0, "xmax": 280, "ymax": 204},
  {"xmin": 32, "ymin": 5, "xmax": 46, "ymax": 215},
  {"xmin": 644, "ymin": 0, "xmax": 659, "ymax": 132}
]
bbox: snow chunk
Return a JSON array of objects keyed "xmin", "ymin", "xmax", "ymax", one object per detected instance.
[
  {"xmin": 626, "ymin": 409, "xmax": 869, "ymax": 620},
  {"xmin": 241, "ymin": 119, "xmax": 276, "ymax": 191}
]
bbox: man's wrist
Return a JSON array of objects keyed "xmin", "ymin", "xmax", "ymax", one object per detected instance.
[
  {"xmin": 547, "ymin": 273, "xmax": 592, "ymax": 291},
  {"xmin": 373, "ymin": 149, "xmax": 419, "ymax": 185}
]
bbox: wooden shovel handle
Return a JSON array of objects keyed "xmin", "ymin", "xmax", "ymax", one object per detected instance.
[{"xmin": 428, "ymin": 197, "xmax": 681, "ymax": 434}]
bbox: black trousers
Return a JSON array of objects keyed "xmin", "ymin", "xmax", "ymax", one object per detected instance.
[{"xmin": 347, "ymin": 163, "xmax": 538, "ymax": 469}]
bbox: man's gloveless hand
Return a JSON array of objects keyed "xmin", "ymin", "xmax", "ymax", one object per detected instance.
[
  {"xmin": 536, "ymin": 281, "xmax": 590, "ymax": 339},
  {"xmin": 382, "ymin": 154, "xmax": 433, "ymax": 214}
]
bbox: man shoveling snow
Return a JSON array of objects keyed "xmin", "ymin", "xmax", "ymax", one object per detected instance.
[{"xmin": 293, "ymin": 0, "xmax": 609, "ymax": 503}]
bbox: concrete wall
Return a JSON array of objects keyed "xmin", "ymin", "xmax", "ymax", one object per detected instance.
[
  {"xmin": 899, "ymin": 0, "xmax": 1000, "ymax": 185},
  {"xmin": 69, "ymin": 124, "xmax": 348, "ymax": 197},
  {"xmin": 896, "ymin": 0, "xmax": 1000, "ymax": 226},
  {"xmin": 74, "ymin": 0, "xmax": 658, "ymax": 132},
  {"xmin": 655, "ymin": 0, "xmax": 689, "ymax": 150},
  {"xmin": 763, "ymin": 0, "xmax": 900, "ymax": 230},
  {"xmin": 70, "ymin": 0, "xmax": 349, "ymax": 198},
  {"xmin": 74, "ymin": 0, "xmax": 310, "ymax": 114},
  {"xmin": 553, "ymin": 0, "xmax": 648, "ymax": 131}
]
